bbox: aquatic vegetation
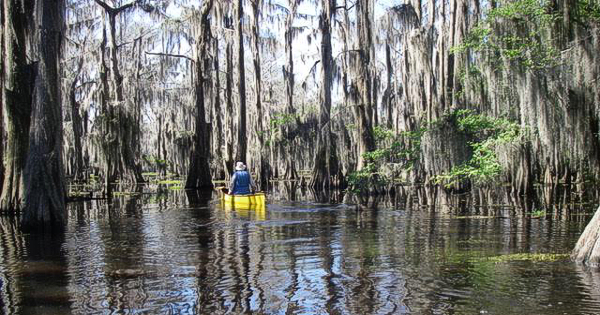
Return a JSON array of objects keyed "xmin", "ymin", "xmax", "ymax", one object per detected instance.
[
  {"xmin": 157, "ymin": 180, "xmax": 182, "ymax": 185},
  {"xmin": 529, "ymin": 209, "xmax": 547, "ymax": 218},
  {"xmin": 479, "ymin": 253, "xmax": 570, "ymax": 263}
]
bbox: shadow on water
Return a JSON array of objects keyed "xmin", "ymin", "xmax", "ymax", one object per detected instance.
[{"xmin": 1, "ymin": 183, "xmax": 600, "ymax": 314}]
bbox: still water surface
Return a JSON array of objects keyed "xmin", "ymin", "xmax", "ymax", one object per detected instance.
[{"xmin": 1, "ymin": 186, "xmax": 600, "ymax": 314}]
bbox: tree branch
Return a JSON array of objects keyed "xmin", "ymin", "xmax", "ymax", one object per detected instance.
[
  {"xmin": 334, "ymin": 49, "xmax": 362, "ymax": 62},
  {"xmin": 335, "ymin": 1, "xmax": 356, "ymax": 11},
  {"xmin": 93, "ymin": 0, "xmax": 138, "ymax": 16},
  {"xmin": 145, "ymin": 51, "xmax": 194, "ymax": 63}
]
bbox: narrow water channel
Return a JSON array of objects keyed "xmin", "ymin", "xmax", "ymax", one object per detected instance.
[{"xmin": 1, "ymin": 186, "xmax": 599, "ymax": 314}]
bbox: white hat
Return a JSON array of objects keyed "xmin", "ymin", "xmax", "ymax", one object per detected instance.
[{"xmin": 235, "ymin": 161, "xmax": 246, "ymax": 171}]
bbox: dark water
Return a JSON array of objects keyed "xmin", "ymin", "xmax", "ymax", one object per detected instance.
[{"xmin": 1, "ymin": 185, "xmax": 600, "ymax": 315}]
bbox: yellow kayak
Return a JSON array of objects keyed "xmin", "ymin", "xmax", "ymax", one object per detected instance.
[{"xmin": 219, "ymin": 188, "xmax": 266, "ymax": 208}]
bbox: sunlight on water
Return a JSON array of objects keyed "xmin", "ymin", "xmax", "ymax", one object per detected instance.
[{"xmin": 1, "ymin": 186, "xmax": 600, "ymax": 314}]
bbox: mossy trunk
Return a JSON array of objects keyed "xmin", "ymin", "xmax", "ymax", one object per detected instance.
[
  {"xmin": 1, "ymin": 0, "xmax": 33, "ymax": 212},
  {"xmin": 21, "ymin": 0, "xmax": 66, "ymax": 231},
  {"xmin": 235, "ymin": 0, "xmax": 247, "ymax": 164},
  {"xmin": 310, "ymin": 0, "xmax": 339, "ymax": 189},
  {"xmin": 69, "ymin": 58, "xmax": 85, "ymax": 181},
  {"xmin": 95, "ymin": 0, "xmax": 144, "ymax": 193},
  {"xmin": 250, "ymin": 0, "xmax": 266, "ymax": 188},
  {"xmin": 185, "ymin": 0, "xmax": 214, "ymax": 190},
  {"xmin": 212, "ymin": 37, "xmax": 225, "ymax": 180},
  {"xmin": 281, "ymin": 0, "xmax": 299, "ymax": 180},
  {"xmin": 421, "ymin": 118, "xmax": 472, "ymax": 191},
  {"xmin": 353, "ymin": 0, "xmax": 376, "ymax": 170}
]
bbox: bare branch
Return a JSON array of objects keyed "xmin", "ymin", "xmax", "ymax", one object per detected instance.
[
  {"xmin": 145, "ymin": 51, "xmax": 194, "ymax": 63},
  {"xmin": 93, "ymin": 0, "xmax": 138, "ymax": 16}
]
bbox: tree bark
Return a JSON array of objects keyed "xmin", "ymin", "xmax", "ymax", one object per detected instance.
[
  {"xmin": 1, "ymin": 0, "xmax": 33, "ymax": 212},
  {"xmin": 0, "ymin": 2, "xmax": 4, "ymax": 190},
  {"xmin": 212, "ymin": 36, "xmax": 225, "ymax": 179},
  {"xmin": 310, "ymin": 0, "xmax": 338, "ymax": 189},
  {"xmin": 21, "ymin": 0, "xmax": 66, "ymax": 231},
  {"xmin": 572, "ymin": 206, "xmax": 600, "ymax": 267},
  {"xmin": 235, "ymin": 0, "xmax": 247, "ymax": 164},
  {"xmin": 354, "ymin": 0, "xmax": 376, "ymax": 170},
  {"xmin": 223, "ymin": 10, "xmax": 235, "ymax": 178},
  {"xmin": 282, "ymin": 0, "xmax": 300, "ymax": 180},
  {"xmin": 382, "ymin": 42, "xmax": 393, "ymax": 129},
  {"xmin": 185, "ymin": 0, "xmax": 214, "ymax": 189},
  {"xmin": 69, "ymin": 58, "xmax": 85, "ymax": 181},
  {"xmin": 250, "ymin": 0, "xmax": 266, "ymax": 188},
  {"xmin": 94, "ymin": 0, "xmax": 144, "ymax": 192},
  {"xmin": 284, "ymin": 1, "xmax": 298, "ymax": 117}
]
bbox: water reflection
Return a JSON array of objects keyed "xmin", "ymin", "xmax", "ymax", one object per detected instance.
[
  {"xmin": 0, "ymin": 185, "xmax": 599, "ymax": 314},
  {"xmin": 0, "ymin": 217, "xmax": 70, "ymax": 315}
]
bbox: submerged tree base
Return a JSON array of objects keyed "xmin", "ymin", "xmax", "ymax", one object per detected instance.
[{"xmin": 572, "ymin": 206, "xmax": 600, "ymax": 267}]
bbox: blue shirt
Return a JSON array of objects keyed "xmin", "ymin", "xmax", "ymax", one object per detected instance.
[{"xmin": 229, "ymin": 170, "xmax": 254, "ymax": 195}]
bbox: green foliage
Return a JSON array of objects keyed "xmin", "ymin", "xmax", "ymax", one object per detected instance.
[
  {"xmin": 529, "ymin": 209, "xmax": 547, "ymax": 218},
  {"xmin": 486, "ymin": 0, "xmax": 557, "ymax": 23},
  {"xmin": 452, "ymin": 0, "xmax": 562, "ymax": 70},
  {"xmin": 269, "ymin": 113, "xmax": 297, "ymax": 129},
  {"xmin": 574, "ymin": 0, "xmax": 600, "ymax": 22},
  {"xmin": 347, "ymin": 162, "xmax": 387, "ymax": 193},
  {"xmin": 372, "ymin": 126, "xmax": 395, "ymax": 142},
  {"xmin": 435, "ymin": 110, "xmax": 524, "ymax": 188},
  {"xmin": 264, "ymin": 113, "xmax": 298, "ymax": 147},
  {"xmin": 143, "ymin": 155, "xmax": 169, "ymax": 167},
  {"xmin": 348, "ymin": 127, "xmax": 426, "ymax": 193}
]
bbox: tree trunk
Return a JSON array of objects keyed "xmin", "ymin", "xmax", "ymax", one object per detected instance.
[
  {"xmin": 382, "ymin": 42, "xmax": 393, "ymax": 129},
  {"xmin": 282, "ymin": 0, "xmax": 300, "ymax": 180},
  {"xmin": 99, "ymin": 17, "xmax": 114, "ymax": 196},
  {"xmin": 185, "ymin": 0, "xmax": 214, "ymax": 189},
  {"xmin": 21, "ymin": 0, "xmax": 66, "ymax": 231},
  {"xmin": 224, "ymin": 39, "xmax": 234, "ymax": 178},
  {"xmin": 1, "ymin": 0, "xmax": 33, "ymax": 212},
  {"xmin": 284, "ymin": 2, "xmax": 297, "ymax": 117},
  {"xmin": 212, "ymin": 36, "xmax": 224, "ymax": 179},
  {"xmin": 572, "ymin": 206, "xmax": 600, "ymax": 267},
  {"xmin": 310, "ymin": 0, "xmax": 338, "ymax": 189},
  {"xmin": 94, "ymin": 0, "xmax": 144, "ymax": 191},
  {"xmin": 235, "ymin": 0, "xmax": 247, "ymax": 164},
  {"xmin": 0, "ymin": 1, "xmax": 4, "ymax": 189},
  {"xmin": 354, "ymin": 0, "xmax": 376, "ymax": 170},
  {"xmin": 69, "ymin": 58, "xmax": 85, "ymax": 181},
  {"xmin": 250, "ymin": 0, "xmax": 266, "ymax": 188}
]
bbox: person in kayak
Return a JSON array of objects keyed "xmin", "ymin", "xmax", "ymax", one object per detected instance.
[{"xmin": 228, "ymin": 161, "xmax": 256, "ymax": 195}]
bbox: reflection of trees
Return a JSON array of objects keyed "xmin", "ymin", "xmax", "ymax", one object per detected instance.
[
  {"xmin": 2, "ymin": 184, "xmax": 598, "ymax": 313},
  {"xmin": 0, "ymin": 217, "xmax": 24, "ymax": 313},
  {"xmin": 0, "ymin": 216, "xmax": 70, "ymax": 313},
  {"xmin": 382, "ymin": 185, "xmax": 596, "ymax": 217},
  {"xmin": 103, "ymin": 195, "xmax": 148, "ymax": 311}
]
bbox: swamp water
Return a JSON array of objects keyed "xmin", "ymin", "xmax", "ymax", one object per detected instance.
[{"xmin": 1, "ymin": 184, "xmax": 600, "ymax": 315}]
